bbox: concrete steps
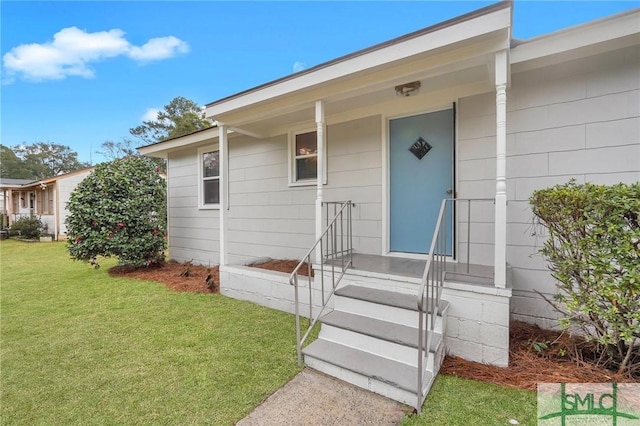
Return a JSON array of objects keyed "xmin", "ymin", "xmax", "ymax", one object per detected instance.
[{"xmin": 303, "ymin": 284, "xmax": 448, "ymax": 410}]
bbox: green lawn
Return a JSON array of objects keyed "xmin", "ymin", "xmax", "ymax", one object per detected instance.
[
  {"xmin": 1, "ymin": 239, "xmax": 536, "ymax": 425},
  {"xmin": 404, "ymin": 375, "xmax": 537, "ymax": 425},
  {"xmin": 0, "ymin": 240, "xmax": 301, "ymax": 425}
]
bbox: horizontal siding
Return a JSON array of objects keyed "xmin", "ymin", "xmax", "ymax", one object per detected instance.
[
  {"xmin": 226, "ymin": 115, "xmax": 382, "ymax": 264},
  {"xmin": 167, "ymin": 147, "xmax": 219, "ymax": 265},
  {"xmin": 459, "ymin": 44, "xmax": 640, "ymax": 326},
  {"xmin": 58, "ymin": 170, "xmax": 92, "ymax": 235}
]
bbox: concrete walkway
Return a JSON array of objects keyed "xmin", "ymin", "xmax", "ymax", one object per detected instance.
[{"xmin": 237, "ymin": 369, "xmax": 412, "ymax": 425}]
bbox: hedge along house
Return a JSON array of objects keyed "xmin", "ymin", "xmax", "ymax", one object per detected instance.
[
  {"xmin": 140, "ymin": 2, "xmax": 640, "ymax": 409},
  {"xmin": 0, "ymin": 168, "xmax": 94, "ymax": 239}
]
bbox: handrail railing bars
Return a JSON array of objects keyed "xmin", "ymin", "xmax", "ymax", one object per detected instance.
[
  {"xmin": 415, "ymin": 198, "xmax": 495, "ymax": 412},
  {"xmin": 290, "ymin": 200, "xmax": 354, "ymax": 366}
]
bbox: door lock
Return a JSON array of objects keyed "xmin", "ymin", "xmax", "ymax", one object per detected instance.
[{"xmin": 446, "ymin": 188, "xmax": 453, "ymax": 194}]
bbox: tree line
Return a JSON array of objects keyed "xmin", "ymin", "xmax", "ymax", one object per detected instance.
[{"xmin": 1, "ymin": 96, "xmax": 212, "ymax": 180}]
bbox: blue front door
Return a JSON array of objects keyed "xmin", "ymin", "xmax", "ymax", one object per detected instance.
[{"xmin": 389, "ymin": 109, "xmax": 454, "ymax": 254}]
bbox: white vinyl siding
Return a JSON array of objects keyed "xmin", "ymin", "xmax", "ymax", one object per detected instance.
[
  {"xmin": 167, "ymin": 147, "xmax": 220, "ymax": 265},
  {"xmin": 458, "ymin": 44, "xmax": 639, "ymax": 328},
  {"xmin": 226, "ymin": 115, "xmax": 383, "ymax": 265}
]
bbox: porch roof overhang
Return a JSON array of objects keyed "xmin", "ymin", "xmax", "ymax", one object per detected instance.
[
  {"xmin": 206, "ymin": 1, "xmax": 512, "ymax": 138},
  {"xmin": 139, "ymin": 1, "xmax": 512, "ymax": 158},
  {"xmin": 511, "ymin": 7, "xmax": 640, "ymax": 74}
]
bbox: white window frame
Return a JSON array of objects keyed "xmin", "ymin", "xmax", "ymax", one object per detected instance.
[
  {"xmin": 288, "ymin": 128, "xmax": 328, "ymax": 187},
  {"xmin": 198, "ymin": 144, "xmax": 220, "ymax": 210}
]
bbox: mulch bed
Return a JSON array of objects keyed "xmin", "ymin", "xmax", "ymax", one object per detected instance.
[
  {"xmin": 441, "ymin": 321, "xmax": 638, "ymax": 390},
  {"xmin": 109, "ymin": 260, "xmax": 219, "ymax": 293},
  {"xmin": 110, "ymin": 258, "xmax": 638, "ymax": 389},
  {"xmin": 251, "ymin": 259, "xmax": 314, "ymax": 277}
]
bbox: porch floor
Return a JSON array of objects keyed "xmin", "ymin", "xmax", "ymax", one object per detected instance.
[{"xmin": 340, "ymin": 253, "xmax": 495, "ymax": 286}]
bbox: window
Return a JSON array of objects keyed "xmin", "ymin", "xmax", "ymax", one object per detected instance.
[
  {"xmin": 198, "ymin": 145, "xmax": 220, "ymax": 209},
  {"xmin": 289, "ymin": 130, "xmax": 327, "ymax": 186}
]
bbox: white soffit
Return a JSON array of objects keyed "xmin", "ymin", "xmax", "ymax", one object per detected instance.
[
  {"xmin": 206, "ymin": 3, "xmax": 511, "ymax": 120},
  {"xmin": 138, "ymin": 127, "xmax": 220, "ymax": 157},
  {"xmin": 511, "ymin": 8, "xmax": 640, "ymax": 73}
]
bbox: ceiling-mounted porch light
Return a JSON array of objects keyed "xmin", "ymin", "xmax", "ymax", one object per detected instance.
[{"xmin": 395, "ymin": 81, "xmax": 421, "ymax": 97}]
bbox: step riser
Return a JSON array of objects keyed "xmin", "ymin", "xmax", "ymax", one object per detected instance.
[
  {"xmin": 336, "ymin": 275, "xmax": 419, "ymax": 294},
  {"xmin": 333, "ymin": 297, "xmax": 444, "ymax": 331},
  {"xmin": 334, "ymin": 296, "xmax": 417, "ymax": 326},
  {"xmin": 305, "ymin": 356, "xmax": 422, "ymax": 408},
  {"xmin": 320, "ymin": 327, "xmax": 420, "ymax": 367}
]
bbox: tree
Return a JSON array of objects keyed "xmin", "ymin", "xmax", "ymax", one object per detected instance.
[
  {"xmin": 13, "ymin": 142, "xmax": 89, "ymax": 179},
  {"xmin": 96, "ymin": 138, "xmax": 138, "ymax": 162},
  {"xmin": 66, "ymin": 157, "xmax": 167, "ymax": 268},
  {"xmin": 530, "ymin": 181, "xmax": 640, "ymax": 377},
  {"xmin": 0, "ymin": 144, "xmax": 32, "ymax": 179},
  {"xmin": 129, "ymin": 96, "xmax": 212, "ymax": 145}
]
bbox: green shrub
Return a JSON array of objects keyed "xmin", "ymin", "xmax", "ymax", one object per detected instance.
[
  {"xmin": 10, "ymin": 215, "xmax": 46, "ymax": 239},
  {"xmin": 66, "ymin": 157, "xmax": 166, "ymax": 268},
  {"xmin": 530, "ymin": 180, "xmax": 639, "ymax": 376}
]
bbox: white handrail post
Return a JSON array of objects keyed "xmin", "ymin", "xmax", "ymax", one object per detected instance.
[{"xmin": 494, "ymin": 50, "xmax": 508, "ymax": 288}]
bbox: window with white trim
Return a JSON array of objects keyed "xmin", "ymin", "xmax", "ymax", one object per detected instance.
[
  {"xmin": 198, "ymin": 145, "xmax": 220, "ymax": 209},
  {"xmin": 289, "ymin": 130, "xmax": 327, "ymax": 186}
]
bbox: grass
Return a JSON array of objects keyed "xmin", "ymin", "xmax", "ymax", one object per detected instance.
[
  {"xmin": 0, "ymin": 240, "xmax": 301, "ymax": 425},
  {"xmin": 1, "ymin": 239, "xmax": 537, "ymax": 425},
  {"xmin": 403, "ymin": 375, "xmax": 537, "ymax": 425}
]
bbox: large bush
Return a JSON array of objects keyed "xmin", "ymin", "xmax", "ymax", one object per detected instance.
[
  {"xmin": 66, "ymin": 157, "xmax": 166, "ymax": 268},
  {"xmin": 10, "ymin": 215, "xmax": 47, "ymax": 239},
  {"xmin": 530, "ymin": 181, "xmax": 639, "ymax": 376}
]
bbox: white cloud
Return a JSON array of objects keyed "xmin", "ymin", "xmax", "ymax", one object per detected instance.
[
  {"xmin": 141, "ymin": 108, "xmax": 160, "ymax": 122},
  {"xmin": 292, "ymin": 61, "xmax": 307, "ymax": 73},
  {"xmin": 2, "ymin": 26, "xmax": 189, "ymax": 83},
  {"xmin": 128, "ymin": 36, "xmax": 189, "ymax": 62}
]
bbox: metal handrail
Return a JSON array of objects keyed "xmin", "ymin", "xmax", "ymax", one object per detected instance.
[
  {"xmin": 416, "ymin": 198, "xmax": 494, "ymax": 411},
  {"xmin": 289, "ymin": 200, "xmax": 354, "ymax": 366}
]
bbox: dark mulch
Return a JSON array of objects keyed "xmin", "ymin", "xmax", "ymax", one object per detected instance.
[{"xmin": 109, "ymin": 260, "xmax": 219, "ymax": 293}]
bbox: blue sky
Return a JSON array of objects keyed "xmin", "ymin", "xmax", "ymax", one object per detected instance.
[{"xmin": 2, "ymin": 1, "xmax": 638, "ymax": 165}]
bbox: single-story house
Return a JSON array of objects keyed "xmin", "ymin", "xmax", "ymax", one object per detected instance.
[
  {"xmin": 139, "ymin": 1, "xmax": 639, "ymax": 409},
  {"xmin": 0, "ymin": 168, "xmax": 94, "ymax": 239}
]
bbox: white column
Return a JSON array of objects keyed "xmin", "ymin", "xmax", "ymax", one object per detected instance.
[
  {"xmin": 315, "ymin": 101, "xmax": 325, "ymax": 263},
  {"xmin": 53, "ymin": 182, "xmax": 58, "ymax": 239},
  {"xmin": 219, "ymin": 125, "xmax": 228, "ymax": 266},
  {"xmin": 494, "ymin": 50, "xmax": 508, "ymax": 288}
]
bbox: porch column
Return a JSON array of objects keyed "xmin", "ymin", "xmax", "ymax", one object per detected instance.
[
  {"xmin": 219, "ymin": 125, "xmax": 228, "ymax": 266},
  {"xmin": 494, "ymin": 50, "xmax": 508, "ymax": 288},
  {"xmin": 53, "ymin": 182, "xmax": 58, "ymax": 239},
  {"xmin": 315, "ymin": 100, "xmax": 325, "ymax": 263}
]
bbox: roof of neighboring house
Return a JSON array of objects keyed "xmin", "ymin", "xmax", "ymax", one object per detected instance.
[
  {"xmin": 0, "ymin": 167, "xmax": 95, "ymax": 189},
  {"xmin": 0, "ymin": 178, "xmax": 36, "ymax": 187}
]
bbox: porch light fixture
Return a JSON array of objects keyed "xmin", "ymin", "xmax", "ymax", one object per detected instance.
[{"xmin": 395, "ymin": 81, "xmax": 421, "ymax": 97}]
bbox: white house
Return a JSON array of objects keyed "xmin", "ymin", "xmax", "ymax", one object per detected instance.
[
  {"xmin": 139, "ymin": 2, "xmax": 639, "ymax": 409},
  {"xmin": 0, "ymin": 168, "xmax": 94, "ymax": 239}
]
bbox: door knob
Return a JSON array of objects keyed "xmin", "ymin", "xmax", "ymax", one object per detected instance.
[{"xmin": 446, "ymin": 188, "xmax": 453, "ymax": 194}]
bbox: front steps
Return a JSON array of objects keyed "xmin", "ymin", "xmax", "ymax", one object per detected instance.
[{"xmin": 302, "ymin": 284, "xmax": 449, "ymax": 409}]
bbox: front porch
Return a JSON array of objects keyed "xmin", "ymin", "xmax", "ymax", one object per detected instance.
[{"xmin": 220, "ymin": 250, "xmax": 511, "ymax": 409}]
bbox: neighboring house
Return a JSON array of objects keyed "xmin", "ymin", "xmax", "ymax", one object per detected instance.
[
  {"xmin": 0, "ymin": 168, "xmax": 94, "ymax": 239},
  {"xmin": 140, "ymin": 2, "xmax": 639, "ymax": 408}
]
